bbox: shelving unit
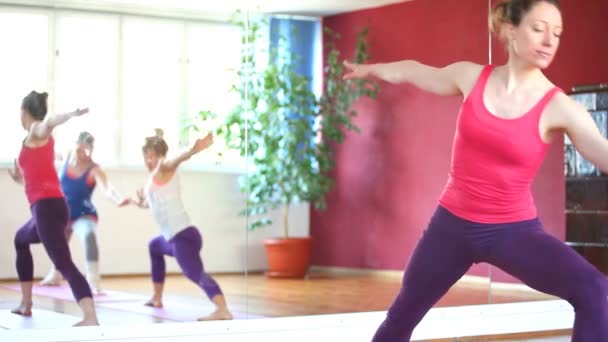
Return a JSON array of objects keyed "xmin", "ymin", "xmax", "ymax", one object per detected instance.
[{"xmin": 565, "ymin": 86, "xmax": 608, "ymax": 274}]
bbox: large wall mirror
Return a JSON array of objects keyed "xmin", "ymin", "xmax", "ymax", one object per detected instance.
[
  {"xmin": 0, "ymin": 0, "xmax": 251, "ymax": 329},
  {"xmin": 0, "ymin": 0, "xmax": 494, "ymax": 333},
  {"xmin": 241, "ymin": 0, "xmax": 494, "ymax": 320}
]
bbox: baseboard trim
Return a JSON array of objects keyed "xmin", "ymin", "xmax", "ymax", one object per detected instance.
[{"xmin": 309, "ymin": 266, "xmax": 545, "ymax": 294}]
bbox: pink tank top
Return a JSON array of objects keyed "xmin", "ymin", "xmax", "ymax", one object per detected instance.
[
  {"xmin": 18, "ymin": 136, "xmax": 64, "ymax": 205},
  {"xmin": 438, "ymin": 65, "xmax": 562, "ymax": 223}
]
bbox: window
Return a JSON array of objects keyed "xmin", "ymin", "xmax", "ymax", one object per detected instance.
[
  {"xmin": 184, "ymin": 22, "xmax": 242, "ymax": 167},
  {"xmin": 120, "ymin": 17, "xmax": 183, "ymax": 165},
  {"xmin": 0, "ymin": 11, "xmax": 49, "ymax": 161},
  {"xmin": 0, "ymin": 7, "xmax": 245, "ymax": 171},
  {"xmin": 53, "ymin": 13, "xmax": 119, "ymax": 164}
]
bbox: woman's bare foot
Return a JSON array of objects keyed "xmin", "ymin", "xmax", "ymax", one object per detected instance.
[
  {"xmin": 40, "ymin": 270, "xmax": 63, "ymax": 286},
  {"xmin": 92, "ymin": 288, "xmax": 106, "ymax": 296},
  {"xmin": 73, "ymin": 318, "xmax": 99, "ymax": 327},
  {"xmin": 75, "ymin": 297, "xmax": 98, "ymax": 327},
  {"xmin": 197, "ymin": 308, "xmax": 233, "ymax": 321},
  {"xmin": 144, "ymin": 298, "xmax": 163, "ymax": 308},
  {"xmin": 11, "ymin": 302, "xmax": 32, "ymax": 317}
]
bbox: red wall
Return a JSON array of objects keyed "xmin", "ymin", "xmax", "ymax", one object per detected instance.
[{"xmin": 311, "ymin": 0, "xmax": 608, "ymax": 283}]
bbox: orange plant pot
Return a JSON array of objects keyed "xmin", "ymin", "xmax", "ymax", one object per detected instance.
[{"xmin": 263, "ymin": 237, "xmax": 312, "ymax": 278}]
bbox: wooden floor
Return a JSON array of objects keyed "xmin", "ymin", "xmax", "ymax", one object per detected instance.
[{"xmin": 0, "ymin": 271, "xmax": 571, "ymax": 341}]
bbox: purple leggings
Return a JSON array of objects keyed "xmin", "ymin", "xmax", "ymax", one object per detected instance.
[
  {"xmin": 372, "ymin": 206, "xmax": 608, "ymax": 342},
  {"xmin": 149, "ymin": 226, "xmax": 222, "ymax": 300},
  {"xmin": 14, "ymin": 198, "xmax": 92, "ymax": 302}
]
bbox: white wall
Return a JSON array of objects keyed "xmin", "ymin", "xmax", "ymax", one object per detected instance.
[{"xmin": 0, "ymin": 167, "xmax": 310, "ymax": 280}]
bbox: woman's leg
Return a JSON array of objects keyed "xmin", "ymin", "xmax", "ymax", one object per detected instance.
[
  {"xmin": 72, "ymin": 217, "xmax": 102, "ymax": 293},
  {"xmin": 33, "ymin": 199, "xmax": 97, "ymax": 326},
  {"xmin": 40, "ymin": 224, "xmax": 72, "ymax": 286},
  {"xmin": 372, "ymin": 207, "xmax": 476, "ymax": 342},
  {"xmin": 12, "ymin": 217, "xmax": 39, "ymax": 316},
  {"xmin": 171, "ymin": 227, "xmax": 232, "ymax": 321},
  {"xmin": 486, "ymin": 219, "xmax": 608, "ymax": 342},
  {"xmin": 146, "ymin": 235, "xmax": 171, "ymax": 308}
]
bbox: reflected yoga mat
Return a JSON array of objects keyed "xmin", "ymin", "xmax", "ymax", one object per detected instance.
[
  {"xmin": 0, "ymin": 309, "xmax": 79, "ymax": 329},
  {"xmin": 98, "ymin": 300, "xmax": 265, "ymax": 321},
  {"xmin": 0, "ymin": 284, "xmax": 145, "ymax": 303}
]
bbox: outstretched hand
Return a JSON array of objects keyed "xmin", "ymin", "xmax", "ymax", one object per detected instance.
[
  {"xmin": 136, "ymin": 187, "xmax": 145, "ymax": 202},
  {"xmin": 131, "ymin": 188, "xmax": 148, "ymax": 208},
  {"xmin": 191, "ymin": 132, "xmax": 214, "ymax": 154},
  {"xmin": 117, "ymin": 198, "xmax": 131, "ymax": 207},
  {"xmin": 8, "ymin": 159, "xmax": 23, "ymax": 183},
  {"xmin": 343, "ymin": 60, "xmax": 373, "ymax": 80},
  {"xmin": 72, "ymin": 108, "xmax": 90, "ymax": 117}
]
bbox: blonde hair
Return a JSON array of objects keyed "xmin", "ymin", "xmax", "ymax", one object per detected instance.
[
  {"xmin": 489, "ymin": 0, "xmax": 561, "ymax": 44},
  {"xmin": 143, "ymin": 128, "xmax": 168, "ymax": 156}
]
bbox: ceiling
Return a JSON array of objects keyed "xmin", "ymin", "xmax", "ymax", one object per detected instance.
[{"xmin": 0, "ymin": 0, "xmax": 410, "ymax": 20}]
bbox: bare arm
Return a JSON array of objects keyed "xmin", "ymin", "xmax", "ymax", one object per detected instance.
[
  {"xmin": 553, "ymin": 94, "xmax": 608, "ymax": 173},
  {"xmin": 90, "ymin": 166, "xmax": 130, "ymax": 207},
  {"xmin": 30, "ymin": 108, "xmax": 89, "ymax": 140},
  {"xmin": 8, "ymin": 159, "xmax": 23, "ymax": 185},
  {"xmin": 343, "ymin": 60, "xmax": 482, "ymax": 97},
  {"xmin": 159, "ymin": 133, "xmax": 213, "ymax": 173}
]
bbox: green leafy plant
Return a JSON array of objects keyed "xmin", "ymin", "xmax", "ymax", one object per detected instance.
[{"xmin": 187, "ymin": 17, "xmax": 379, "ymax": 238}]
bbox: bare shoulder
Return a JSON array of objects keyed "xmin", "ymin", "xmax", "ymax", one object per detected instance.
[
  {"xmin": 545, "ymin": 91, "xmax": 589, "ymax": 128},
  {"xmin": 448, "ymin": 61, "xmax": 484, "ymax": 72},
  {"xmin": 158, "ymin": 158, "xmax": 174, "ymax": 172},
  {"xmin": 90, "ymin": 163, "xmax": 105, "ymax": 175},
  {"xmin": 445, "ymin": 61, "xmax": 485, "ymax": 97},
  {"xmin": 25, "ymin": 122, "xmax": 50, "ymax": 147}
]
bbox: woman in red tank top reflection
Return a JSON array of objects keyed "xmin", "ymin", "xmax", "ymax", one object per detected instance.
[
  {"xmin": 344, "ymin": 1, "xmax": 608, "ymax": 341},
  {"xmin": 7, "ymin": 90, "xmax": 99, "ymax": 326}
]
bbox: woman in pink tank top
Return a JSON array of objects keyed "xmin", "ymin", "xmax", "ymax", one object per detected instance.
[
  {"xmin": 7, "ymin": 90, "xmax": 98, "ymax": 326},
  {"xmin": 344, "ymin": 1, "xmax": 608, "ymax": 341}
]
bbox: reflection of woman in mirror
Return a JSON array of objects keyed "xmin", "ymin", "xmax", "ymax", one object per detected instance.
[
  {"xmin": 344, "ymin": 0, "xmax": 608, "ymax": 340},
  {"xmin": 8, "ymin": 91, "xmax": 98, "ymax": 326},
  {"xmin": 40, "ymin": 131, "xmax": 130, "ymax": 295},
  {"xmin": 131, "ymin": 129, "xmax": 233, "ymax": 321}
]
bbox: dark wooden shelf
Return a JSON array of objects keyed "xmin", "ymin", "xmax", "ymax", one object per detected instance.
[
  {"xmin": 566, "ymin": 210, "xmax": 608, "ymax": 214},
  {"xmin": 570, "ymin": 85, "xmax": 608, "ymax": 94},
  {"xmin": 566, "ymin": 241, "xmax": 608, "ymax": 248},
  {"xmin": 565, "ymin": 89, "xmax": 608, "ymax": 275},
  {"xmin": 566, "ymin": 176, "xmax": 608, "ymax": 181}
]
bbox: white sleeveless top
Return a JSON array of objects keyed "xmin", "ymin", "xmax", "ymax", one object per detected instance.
[{"xmin": 145, "ymin": 172, "xmax": 192, "ymax": 240}]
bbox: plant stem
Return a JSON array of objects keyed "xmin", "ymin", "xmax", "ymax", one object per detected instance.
[{"xmin": 284, "ymin": 202, "xmax": 290, "ymax": 239}]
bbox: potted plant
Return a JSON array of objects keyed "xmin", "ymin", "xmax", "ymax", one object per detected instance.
[{"xmin": 192, "ymin": 17, "xmax": 379, "ymax": 278}]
